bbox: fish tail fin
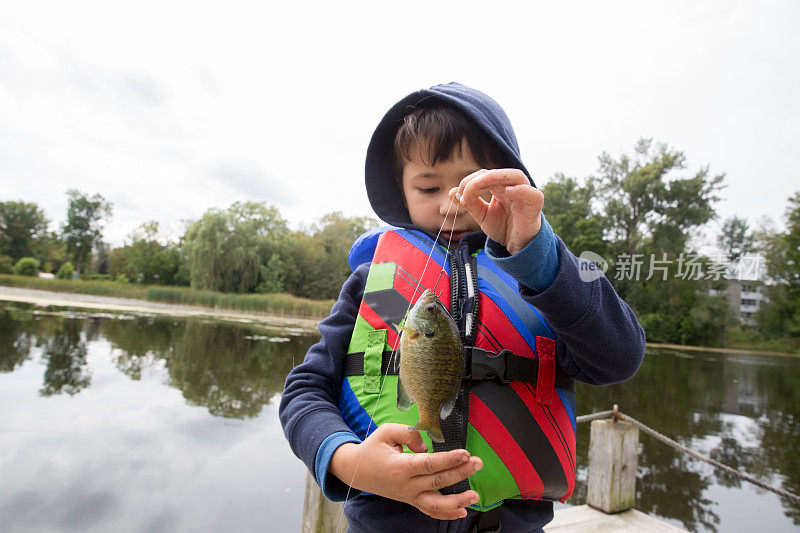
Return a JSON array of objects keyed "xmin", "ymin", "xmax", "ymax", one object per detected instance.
[{"xmin": 414, "ymin": 419, "xmax": 445, "ymax": 443}]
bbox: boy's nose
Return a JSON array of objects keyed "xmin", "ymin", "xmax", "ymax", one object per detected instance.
[{"xmin": 439, "ymin": 196, "xmax": 467, "ymax": 217}]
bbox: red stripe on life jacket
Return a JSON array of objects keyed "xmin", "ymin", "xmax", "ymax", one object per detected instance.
[
  {"xmin": 511, "ymin": 382, "xmax": 577, "ymax": 482},
  {"xmin": 535, "ymin": 336, "xmax": 556, "ymax": 405},
  {"xmin": 475, "ymin": 293, "xmax": 534, "ymax": 357},
  {"xmin": 359, "ymin": 300, "xmax": 400, "ymax": 348},
  {"xmin": 469, "ymin": 392, "xmax": 545, "ymax": 499},
  {"xmin": 372, "ymin": 232, "xmax": 450, "ymax": 311}
]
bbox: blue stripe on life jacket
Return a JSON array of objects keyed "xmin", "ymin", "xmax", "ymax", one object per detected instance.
[
  {"xmin": 338, "ymin": 379, "xmax": 376, "ymax": 439},
  {"xmin": 348, "ymin": 226, "xmax": 394, "ymax": 272},
  {"xmin": 476, "ymin": 259, "xmax": 553, "ymax": 351},
  {"xmin": 475, "ymin": 252, "xmax": 554, "ymax": 338},
  {"xmin": 557, "ymin": 388, "xmax": 577, "ymax": 436}
]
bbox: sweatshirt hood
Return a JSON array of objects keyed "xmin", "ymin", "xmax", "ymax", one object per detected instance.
[{"xmin": 365, "ymin": 82, "xmax": 534, "ymax": 229}]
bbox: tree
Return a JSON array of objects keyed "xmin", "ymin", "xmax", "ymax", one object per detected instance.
[
  {"xmin": 183, "ymin": 202, "xmax": 288, "ymax": 293},
  {"xmin": 0, "ymin": 201, "xmax": 49, "ymax": 261},
  {"xmin": 718, "ymin": 216, "xmax": 753, "ymax": 265},
  {"xmin": 111, "ymin": 221, "xmax": 182, "ymax": 284},
  {"xmin": 282, "ymin": 212, "xmax": 378, "ymax": 300},
  {"xmin": 596, "ymin": 138, "xmax": 726, "ymax": 258},
  {"xmin": 541, "ymin": 174, "xmax": 607, "ymax": 258},
  {"xmin": 61, "ymin": 190, "xmax": 112, "ymax": 275},
  {"xmin": 756, "ymin": 192, "xmax": 800, "ymax": 337},
  {"xmin": 540, "ymin": 139, "xmax": 732, "ymax": 346}
]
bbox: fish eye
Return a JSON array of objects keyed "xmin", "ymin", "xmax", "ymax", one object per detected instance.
[{"xmin": 425, "ymin": 304, "xmax": 435, "ymax": 313}]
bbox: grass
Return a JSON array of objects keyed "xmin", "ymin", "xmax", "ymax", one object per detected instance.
[
  {"xmin": 723, "ymin": 326, "xmax": 800, "ymax": 355},
  {"xmin": 0, "ymin": 274, "xmax": 333, "ymax": 319}
]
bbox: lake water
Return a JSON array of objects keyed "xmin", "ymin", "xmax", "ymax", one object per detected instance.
[{"xmin": 0, "ymin": 301, "xmax": 798, "ymax": 532}]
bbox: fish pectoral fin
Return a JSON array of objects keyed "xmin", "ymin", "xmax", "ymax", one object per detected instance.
[
  {"xmin": 396, "ymin": 377, "xmax": 414, "ymax": 412},
  {"xmin": 439, "ymin": 396, "xmax": 456, "ymax": 420},
  {"xmin": 399, "ymin": 325, "xmax": 421, "ymax": 340}
]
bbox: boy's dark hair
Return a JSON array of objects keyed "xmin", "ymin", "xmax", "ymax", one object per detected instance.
[{"xmin": 392, "ymin": 103, "xmax": 507, "ymax": 181}]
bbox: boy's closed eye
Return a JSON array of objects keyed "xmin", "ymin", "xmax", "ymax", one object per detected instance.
[{"xmin": 419, "ymin": 187, "xmax": 439, "ymax": 194}]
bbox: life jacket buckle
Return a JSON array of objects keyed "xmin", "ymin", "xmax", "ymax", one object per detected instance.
[{"xmin": 464, "ymin": 347, "xmax": 513, "ymax": 384}]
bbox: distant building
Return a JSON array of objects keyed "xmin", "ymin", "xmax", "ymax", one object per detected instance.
[{"xmin": 711, "ymin": 279, "xmax": 765, "ymax": 326}]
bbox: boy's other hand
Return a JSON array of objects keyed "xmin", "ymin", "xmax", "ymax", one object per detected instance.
[
  {"xmin": 329, "ymin": 423, "xmax": 483, "ymax": 521},
  {"xmin": 451, "ymin": 169, "xmax": 544, "ymax": 255}
]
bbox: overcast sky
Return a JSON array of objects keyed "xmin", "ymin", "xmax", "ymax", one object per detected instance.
[{"xmin": 1, "ymin": 1, "xmax": 798, "ymax": 247}]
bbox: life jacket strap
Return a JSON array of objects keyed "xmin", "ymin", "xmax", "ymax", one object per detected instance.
[
  {"xmin": 464, "ymin": 346, "xmax": 575, "ymax": 393},
  {"xmin": 341, "ymin": 346, "xmax": 575, "ymax": 393},
  {"xmin": 342, "ymin": 350, "xmax": 398, "ymax": 377}
]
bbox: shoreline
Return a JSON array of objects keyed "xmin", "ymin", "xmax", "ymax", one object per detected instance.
[
  {"xmin": 2, "ymin": 285, "xmax": 796, "ymax": 358},
  {"xmin": 645, "ymin": 341, "xmax": 798, "ymax": 358},
  {"xmin": 0, "ymin": 285, "xmax": 321, "ymax": 333}
]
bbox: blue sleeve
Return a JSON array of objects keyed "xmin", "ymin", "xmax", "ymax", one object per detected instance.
[
  {"xmin": 315, "ymin": 432, "xmax": 363, "ymax": 501},
  {"xmin": 484, "ymin": 216, "xmax": 645, "ymax": 385},
  {"xmin": 278, "ymin": 264, "xmax": 370, "ymax": 501}
]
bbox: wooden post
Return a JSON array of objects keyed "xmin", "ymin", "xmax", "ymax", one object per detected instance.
[
  {"xmin": 587, "ymin": 418, "xmax": 639, "ymax": 513},
  {"xmin": 302, "ymin": 471, "xmax": 348, "ymax": 533}
]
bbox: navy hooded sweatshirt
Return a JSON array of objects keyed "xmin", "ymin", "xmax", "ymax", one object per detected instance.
[{"xmin": 279, "ymin": 83, "xmax": 646, "ymax": 533}]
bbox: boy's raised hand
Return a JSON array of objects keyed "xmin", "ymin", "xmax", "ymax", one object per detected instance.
[
  {"xmin": 329, "ymin": 423, "xmax": 483, "ymax": 520},
  {"xmin": 450, "ymin": 169, "xmax": 544, "ymax": 255}
]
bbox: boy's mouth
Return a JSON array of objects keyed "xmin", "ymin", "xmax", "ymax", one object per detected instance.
[{"xmin": 440, "ymin": 230, "xmax": 468, "ymax": 243}]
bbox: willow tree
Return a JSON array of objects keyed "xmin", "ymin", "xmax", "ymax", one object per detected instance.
[{"xmin": 183, "ymin": 202, "xmax": 288, "ymax": 293}]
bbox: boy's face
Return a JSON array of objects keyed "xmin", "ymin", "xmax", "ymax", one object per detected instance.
[{"xmin": 400, "ymin": 139, "xmax": 487, "ymax": 244}]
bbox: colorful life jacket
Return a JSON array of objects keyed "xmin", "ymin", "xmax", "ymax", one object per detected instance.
[{"xmin": 339, "ymin": 226, "xmax": 577, "ymax": 509}]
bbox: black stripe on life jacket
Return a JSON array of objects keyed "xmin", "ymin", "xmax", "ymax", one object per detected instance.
[{"xmin": 471, "ymin": 381, "xmax": 570, "ymax": 501}]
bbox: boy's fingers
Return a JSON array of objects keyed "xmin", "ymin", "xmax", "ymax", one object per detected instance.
[
  {"xmin": 380, "ymin": 423, "xmax": 427, "ymax": 452},
  {"xmin": 407, "ymin": 449, "xmax": 470, "ymax": 476},
  {"xmin": 415, "ymin": 504, "xmax": 469, "ymax": 521},
  {"xmin": 415, "ymin": 457, "xmax": 483, "ymax": 491},
  {"xmin": 415, "ymin": 489, "xmax": 480, "ymax": 515},
  {"xmin": 456, "ymin": 169, "xmax": 490, "ymax": 200},
  {"xmin": 460, "ymin": 169, "xmax": 529, "ymax": 204}
]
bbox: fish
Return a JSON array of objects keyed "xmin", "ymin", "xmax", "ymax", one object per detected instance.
[{"xmin": 396, "ymin": 288, "xmax": 464, "ymax": 443}]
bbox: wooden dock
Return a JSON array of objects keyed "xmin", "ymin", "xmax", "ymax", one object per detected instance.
[{"xmin": 545, "ymin": 505, "xmax": 686, "ymax": 532}]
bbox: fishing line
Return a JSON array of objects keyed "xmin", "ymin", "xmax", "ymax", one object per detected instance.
[{"xmin": 335, "ymin": 193, "xmax": 459, "ymax": 533}]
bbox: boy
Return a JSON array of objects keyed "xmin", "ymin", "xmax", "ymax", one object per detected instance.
[{"xmin": 280, "ymin": 83, "xmax": 645, "ymax": 532}]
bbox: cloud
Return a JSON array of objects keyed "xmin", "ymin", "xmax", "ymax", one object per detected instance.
[
  {"xmin": 68, "ymin": 64, "xmax": 165, "ymax": 108},
  {"xmin": 207, "ymin": 159, "xmax": 294, "ymax": 207},
  {"xmin": 120, "ymin": 73, "xmax": 165, "ymax": 107}
]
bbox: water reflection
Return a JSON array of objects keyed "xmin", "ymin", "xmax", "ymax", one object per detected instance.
[
  {"xmin": 0, "ymin": 302, "xmax": 318, "ymax": 533},
  {"xmin": 0, "ymin": 304, "xmax": 313, "ymax": 419},
  {"xmin": 0, "ymin": 302, "xmax": 798, "ymax": 532},
  {"xmin": 40, "ymin": 320, "xmax": 91, "ymax": 396},
  {"xmin": 574, "ymin": 348, "xmax": 800, "ymax": 531},
  {"xmin": 0, "ymin": 307, "xmax": 34, "ymax": 372}
]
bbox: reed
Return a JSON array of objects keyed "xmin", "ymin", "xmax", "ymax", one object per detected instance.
[
  {"xmin": 0, "ymin": 275, "xmax": 333, "ymax": 318},
  {"xmin": 0, "ymin": 274, "xmax": 148, "ymax": 298},
  {"xmin": 145, "ymin": 286, "xmax": 333, "ymax": 317}
]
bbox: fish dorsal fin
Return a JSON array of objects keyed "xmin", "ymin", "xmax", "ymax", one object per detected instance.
[
  {"xmin": 439, "ymin": 396, "xmax": 456, "ymax": 420},
  {"xmin": 396, "ymin": 375, "xmax": 414, "ymax": 412}
]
